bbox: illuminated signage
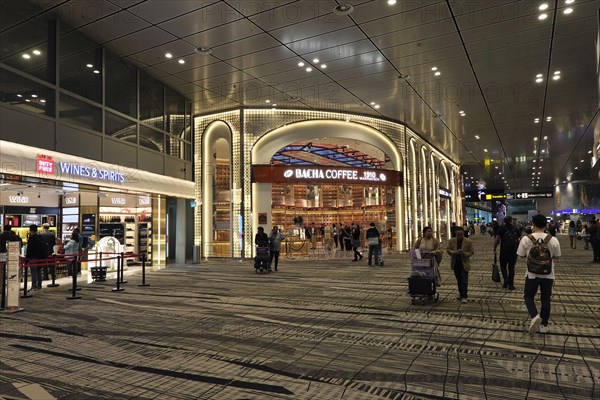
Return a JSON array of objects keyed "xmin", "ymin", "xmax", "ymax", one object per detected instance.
[
  {"xmin": 36, "ymin": 154, "xmax": 54, "ymax": 174},
  {"xmin": 515, "ymin": 192, "xmax": 553, "ymax": 199},
  {"xmin": 283, "ymin": 168, "xmax": 387, "ymax": 183},
  {"xmin": 138, "ymin": 196, "xmax": 151, "ymax": 206},
  {"xmin": 485, "ymin": 193, "xmax": 507, "ymax": 200},
  {"xmin": 9, "ymin": 196, "xmax": 29, "ymax": 204},
  {"xmin": 35, "ymin": 153, "xmax": 125, "ymax": 183},
  {"xmin": 439, "ymin": 188, "xmax": 451, "ymax": 198},
  {"xmin": 111, "ymin": 198, "xmax": 126, "ymax": 205},
  {"xmin": 58, "ymin": 162, "xmax": 125, "ymax": 183},
  {"xmin": 64, "ymin": 197, "xmax": 77, "ymax": 205}
]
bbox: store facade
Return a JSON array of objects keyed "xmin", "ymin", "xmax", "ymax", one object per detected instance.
[
  {"xmin": 0, "ymin": 140, "xmax": 194, "ymax": 265},
  {"xmin": 194, "ymin": 109, "xmax": 462, "ymax": 259}
]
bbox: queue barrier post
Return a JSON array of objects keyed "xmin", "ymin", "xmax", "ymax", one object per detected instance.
[
  {"xmin": 21, "ymin": 262, "xmax": 32, "ymax": 298},
  {"xmin": 138, "ymin": 253, "xmax": 149, "ymax": 287},
  {"xmin": 66, "ymin": 255, "xmax": 82, "ymax": 293},
  {"xmin": 66, "ymin": 256, "xmax": 82, "ymax": 300},
  {"xmin": 47, "ymin": 258, "xmax": 59, "ymax": 288},
  {"xmin": 119, "ymin": 252, "xmax": 127, "ymax": 284},
  {"xmin": 112, "ymin": 254, "xmax": 124, "ymax": 292}
]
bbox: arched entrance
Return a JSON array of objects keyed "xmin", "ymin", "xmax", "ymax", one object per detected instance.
[{"xmin": 251, "ymin": 120, "xmax": 405, "ymax": 250}]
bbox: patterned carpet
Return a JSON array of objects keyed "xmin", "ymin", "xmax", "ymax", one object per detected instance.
[{"xmin": 1, "ymin": 234, "xmax": 599, "ymax": 400}]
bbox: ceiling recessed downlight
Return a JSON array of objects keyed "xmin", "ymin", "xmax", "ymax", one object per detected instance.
[
  {"xmin": 86, "ymin": 63, "xmax": 93, "ymax": 68},
  {"xmin": 434, "ymin": 71, "xmax": 441, "ymax": 76},
  {"xmin": 333, "ymin": 4, "xmax": 354, "ymax": 15},
  {"xmin": 22, "ymin": 53, "xmax": 31, "ymax": 59},
  {"xmin": 374, "ymin": 105, "xmax": 380, "ymax": 109},
  {"xmin": 195, "ymin": 47, "xmax": 212, "ymax": 55},
  {"xmin": 484, "ymin": 149, "xmax": 488, "ymax": 152},
  {"xmin": 538, "ymin": 13, "xmax": 548, "ymax": 20},
  {"xmin": 563, "ymin": 7, "xmax": 573, "ymax": 14},
  {"xmin": 431, "ymin": 66, "xmax": 438, "ymax": 71},
  {"xmin": 165, "ymin": 53, "xmax": 173, "ymax": 58},
  {"xmin": 93, "ymin": 69, "xmax": 100, "ymax": 74},
  {"xmin": 312, "ymin": 58, "xmax": 319, "ymax": 63},
  {"xmin": 265, "ymin": 100, "xmax": 270, "ymax": 103},
  {"xmin": 178, "ymin": 59, "xmax": 185, "ymax": 64},
  {"xmin": 539, "ymin": 3, "xmax": 549, "ymax": 10},
  {"xmin": 320, "ymin": 64, "xmax": 327, "ymax": 69},
  {"xmin": 32, "ymin": 50, "xmax": 41, "ymax": 55},
  {"xmin": 565, "ymin": 0, "xmax": 574, "ymax": 3},
  {"xmin": 474, "ymin": 135, "xmax": 480, "ymax": 139},
  {"xmin": 387, "ymin": 0, "xmax": 397, "ymax": 4},
  {"xmin": 305, "ymin": 67, "xmax": 312, "ymax": 72},
  {"xmin": 535, "ymin": 77, "xmax": 543, "ymax": 83},
  {"xmin": 552, "ymin": 75, "xmax": 560, "ymax": 80},
  {"xmin": 298, "ymin": 62, "xmax": 304, "ymax": 67}
]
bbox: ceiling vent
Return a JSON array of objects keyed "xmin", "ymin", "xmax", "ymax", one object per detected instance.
[{"xmin": 333, "ymin": 4, "xmax": 354, "ymax": 15}]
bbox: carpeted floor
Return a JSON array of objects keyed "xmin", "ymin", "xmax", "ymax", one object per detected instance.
[{"xmin": 1, "ymin": 234, "xmax": 599, "ymax": 399}]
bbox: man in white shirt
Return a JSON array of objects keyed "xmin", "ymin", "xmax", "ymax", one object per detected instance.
[{"xmin": 517, "ymin": 214, "xmax": 561, "ymax": 335}]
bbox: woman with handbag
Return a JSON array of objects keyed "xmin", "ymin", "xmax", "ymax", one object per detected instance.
[{"xmin": 413, "ymin": 227, "xmax": 442, "ymax": 286}]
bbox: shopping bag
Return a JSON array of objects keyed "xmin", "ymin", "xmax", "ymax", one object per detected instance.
[{"xmin": 492, "ymin": 254, "xmax": 501, "ymax": 283}]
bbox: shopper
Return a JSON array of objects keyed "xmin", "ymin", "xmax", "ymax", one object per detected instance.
[
  {"xmin": 517, "ymin": 214, "xmax": 561, "ymax": 334},
  {"xmin": 351, "ymin": 223, "xmax": 363, "ymax": 262},
  {"xmin": 40, "ymin": 223, "xmax": 55, "ymax": 280},
  {"xmin": 63, "ymin": 232, "xmax": 80, "ymax": 277},
  {"xmin": 414, "ymin": 226, "xmax": 442, "ymax": 285},
  {"xmin": 580, "ymin": 223, "xmax": 590, "ymax": 250},
  {"xmin": 344, "ymin": 224, "xmax": 352, "ymax": 254},
  {"xmin": 269, "ymin": 226, "xmax": 285, "ymax": 271},
  {"xmin": 493, "ymin": 216, "xmax": 521, "ymax": 290},
  {"xmin": 366, "ymin": 222, "xmax": 381, "ymax": 267},
  {"xmin": 254, "ymin": 226, "xmax": 269, "ymax": 247},
  {"xmin": 25, "ymin": 225, "xmax": 46, "ymax": 290},
  {"xmin": 332, "ymin": 223, "xmax": 339, "ymax": 250},
  {"xmin": 568, "ymin": 221, "xmax": 577, "ymax": 249},
  {"xmin": 447, "ymin": 227, "xmax": 473, "ymax": 303}
]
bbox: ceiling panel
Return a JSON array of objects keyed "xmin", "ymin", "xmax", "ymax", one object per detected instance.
[
  {"xmin": 126, "ymin": 38, "xmax": 196, "ymax": 65},
  {"xmin": 269, "ymin": 14, "xmax": 354, "ymax": 44},
  {"xmin": 157, "ymin": 2, "xmax": 241, "ymax": 37},
  {"xmin": 248, "ymin": 0, "xmax": 338, "ymax": 31},
  {"xmin": 184, "ymin": 19, "xmax": 260, "ymax": 48},
  {"xmin": 211, "ymin": 34, "xmax": 280, "ymax": 60},
  {"xmin": 226, "ymin": 46, "xmax": 297, "ymax": 70},
  {"xmin": 178, "ymin": 62, "xmax": 237, "ymax": 82},
  {"xmin": 303, "ymin": 39, "xmax": 379, "ymax": 64},
  {"xmin": 284, "ymin": 26, "xmax": 365, "ymax": 55},
  {"xmin": 103, "ymin": 27, "xmax": 177, "ymax": 56},
  {"xmin": 127, "ymin": 0, "xmax": 216, "ymax": 24},
  {"xmin": 77, "ymin": 11, "xmax": 150, "ymax": 43},
  {"xmin": 55, "ymin": 0, "xmax": 120, "ymax": 30}
]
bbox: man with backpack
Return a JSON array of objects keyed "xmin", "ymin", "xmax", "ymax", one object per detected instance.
[
  {"xmin": 493, "ymin": 216, "xmax": 521, "ymax": 290},
  {"xmin": 517, "ymin": 214, "xmax": 561, "ymax": 335}
]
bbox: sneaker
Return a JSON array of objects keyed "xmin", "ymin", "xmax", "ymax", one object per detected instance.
[
  {"xmin": 539, "ymin": 325, "xmax": 549, "ymax": 334},
  {"xmin": 461, "ymin": 298, "xmax": 468, "ymax": 304},
  {"xmin": 529, "ymin": 314, "xmax": 542, "ymax": 335}
]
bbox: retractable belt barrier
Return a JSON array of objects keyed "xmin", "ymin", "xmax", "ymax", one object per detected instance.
[{"xmin": 14, "ymin": 251, "xmax": 150, "ymax": 301}]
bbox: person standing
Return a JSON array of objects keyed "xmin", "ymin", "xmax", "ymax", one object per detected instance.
[
  {"xmin": 517, "ymin": 214, "xmax": 561, "ymax": 334},
  {"xmin": 447, "ymin": 227, "xmax": 473, "ymax": 303},
  {"xmin": 366, "ymin": 222, "xmax": 381, "ymax": 267},
  {"xmin": 568, "ymin": 221, "xmax": 577, "ymax": 249},
  {"xmin": 493, "ymin": 216, "xmax": 521, "ymax": 290},
  {"xmin": 40, "ymin": 223, "xmax": 55, "ymax": 280},
  {"xmin": 580, "ymin": 223, "xmax": 589, "ymax": 250},
  {"xmin": 343, "ymin": 224, "xmax": 352, "ymax": 255},
  {"xmin": 588, "ymin": 219, "xmax": 600, "ymax": 262},
  {"xmin": 63, "ymin": 232, "xmax": 80, "ymax": 277},
  {"xmin": 269, "ymin": 226, "xmax": 285, "ymax": 271},
  {"xmin": 25, "ymin": 225, "xmax": 46, "ymax": 290},
  {"xmin": 351, "ymin": 223, "xmax": 363, "ymax": 262},
  {"xmin": 332, "ymin": 223, "xmax": 339, "ymax": 250}
]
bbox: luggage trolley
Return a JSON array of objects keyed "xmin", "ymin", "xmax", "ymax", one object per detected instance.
[{"xmin": 408, "ymin": 251, "xmax": 439, "ymax": 304}]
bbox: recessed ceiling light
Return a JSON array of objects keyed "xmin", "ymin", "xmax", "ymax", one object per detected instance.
[
  {"xmin": 312, "ymin": 58, "xmax": 320, "ymax": 63},
  {"xmin": 543, "ymin": 136, "xmax": 548, "ymax": 140},
  {"xmin": 32, "ymin": 50, "xmax": 41, "ymax": 55},
  {"xmin": 265, "ymin": 100, "xmax": 270, "ymax": 103},
  {"xmin": 86, "ymin": 63, "xmax": 93, "ymax": 68},
  {"xmin": 536, "ymin": 74, "xmax": 543, "ymax": 78},
  {"xmin": 320, "ymin": 64, "xmax": 327, "ymax": 69},
  {"xmin": 272, "ymin": 104, "xmax": 277, "ymax": 107},
  {"xmin": 563, "ymin": 7, "xmax": 573, "ymax": 14},
  {"xmin": 387, "ymin": 0, "xmax": 397, "ymax": 4},
  {"xmin": 165, "ymin": 53, "xmax": 173, "ymax": 58},
  {"xmin": 40, "ymin": 99, "xmax": 46, "ymax": 103},
  {"xmin": 581, "ymin": 159, "xmax": 584, "ymax": 162},
  {"xmin": 474, "ymin": 135, "xmax": 480, "ymax": 139},
  {"xmin": 552, "ymin": 75, "xmax": 560, "ymax": 80},
  {"xmin": 195, "ymin": 47, "xmax": 213, "ymax": 55},
  {"xmin": 306, "ymin": 67, "xmax": 312, "ymax": 72},
  {"xmin": 534, "ymin": 120, "xmax": 539, "ymax": 123},
  {"xmin": 589, "ymin": 150, "xmax": 593, "ymax": 154},
  {"xmin": 333, "ymin": 4, "xmax": 354, "ymax": 15},
  {"xmin": 374, "ymin": 105, "xmax": 380, "ymax": 109},
  {"xmin": 31, "ymin": 94, "xmax": 37, "ymax": 98},
  {"xmin": 459, "ymin": 110, "xmax": 464, "ymax": 113},
  {"xmin": 554, "ymin": 71, "xmax": 561, "ymax": 75},
  {"xmin": 93, "ymin": 70, "xmax": 100, "ymax": 74},
  {"xmin": 535, "ymin": 78, "xmax": 543, "ymax": 83},
  {"xmin": 370, "ymin": 101, "xmax": 376, "ymax": 105},
  {"xmin": 533, "ymin": 150, "xmax": 537, "ymax": 154},
  {"xmin": 17, "ymin": 94, "xmax": 22, "ymax": 97},
  {"xmin": 538, "ymin": 13, "xmax": 548, "ymax": 20},
  {"xmin": 564, "ymin": 0, "xmax": 574, "ymax": 4},
  {"xmin": 25, "ymin": 99, "xmax": 30, "ymax": 102},
  {"xmin": 298, "ymin": 62, "xmax": 305, "ymax": 67},
  {"xmin": 178, "ymin": 59, "xmax": 185, "ymax": 64},
  {"xmin": 534, "ymin": 137, "xmax": 538, "ymax": 141},
  {"xmin": 539, "ymin": 3, "xmax": 549, "ymax": 10},
  {"xmin": 546, "ymin": 116, "xmax": 552, "ymax": 121},
  {"xmin": 434, "ymin": 71, "xmax": 441, "ymax": 76},
  {"xmin": 574, "ymin": 166, "xmax": 578, "ymax": 170},
  {"xmin": 484, "ymin": 149, "xmax": 488, "ymax": 152}
]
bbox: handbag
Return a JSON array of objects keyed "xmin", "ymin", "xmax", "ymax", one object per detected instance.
[{"xmin": 492, "ymin": 254, "xmax": 501, "ymax": 283}]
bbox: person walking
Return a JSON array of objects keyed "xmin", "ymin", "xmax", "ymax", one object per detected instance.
[
  {"xmin": 517, "ymin": 214, "xmax": 561, "ymax": 334},
  {"xmin": 414, "ymin": 226, "xmax": 442, "ymax": 286},
  {"xmin": 366, "ymin": 222, "xmax": 381, "ymax": 267},
  {"xmin": 568, "ymin": 221, "xmax": 577, "ymax": 249},
  {"xmin": 447, "ymin": 227, "xmax": 473, "ymax": 303},
  {"xmin": 493, "ymin": 216, "xmax": 521, "ymax": 290},
  {"xmin": 351, "ymin": 223, "xmax": 363, "ymax": 262},
  {"xmin": 580, "ymin": 223, "xmax": 590, "ymax": 250},
  {"xmin": 269, "ymin": 226, "xmax": 285, "ymax": 271},
  {"xmin": 25, "ymin": 225, "xmax": 46, "ymax": 290}
]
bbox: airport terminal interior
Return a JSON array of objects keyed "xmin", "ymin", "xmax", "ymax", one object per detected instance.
[{"xmin": 0, "ymin": 0, "xmax": 599, "ymax": 399}]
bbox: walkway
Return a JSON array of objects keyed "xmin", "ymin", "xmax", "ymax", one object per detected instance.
[{"xmin": 1, "ymin": 234, "xmax": 598, "ymax": 399}]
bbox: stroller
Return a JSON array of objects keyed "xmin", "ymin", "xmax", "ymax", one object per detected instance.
[
  {"xmin": 408, "ymin": 250, "xmax": 439, "ymax": 304},
  {"xmin": 254, "ymin": 246, "xmax": 272, "ymax": 273}
]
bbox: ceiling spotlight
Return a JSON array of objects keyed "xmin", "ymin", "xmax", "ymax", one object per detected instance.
[
  {"xmin": 574, "ymin": 166, "xmax": 578, "ymax": 170},
  {"xmin": 581, "ymin": 159, "xmax": 584, "ymax": 162},
  {"xmin": 534, "ymin": 137, "xmax": 538, "ymax": 141},
  {"xmin": 552, "ymin": 75, "xmax": 560, "ymax": 80},
  {"xmin": 40, "ymin": 99, "xmax": 46, "ymax": 103},
  {"xmin": 312, "ymin": 58, "xmax": 320, "ymax": 63},
  {"xmin": 298, "ymin": 62, "xmax": 305, "ymax": 67},
  {"xmin": 563, "ymin": 7, "xmax": 573, "ymax": 14},
  {"xmin": 333, "ymin": 4, "xmax": 354, "ymax": 15},
  {"xmin": 17, "ymin": 94, "xmax": 22, "ymax": 97},
  {"xmin": 387, "ymin": 0, "xmax": 397, "ymax": 4},
  {"xmin": 538, "ymin": 13, "xmax": 548, "ymax": 20},
  {"xmin": 272, "ymin": 104, "xmax": 277, "ymax": 107},
  {"xmin": 32, "ymin": 50, "xmax": 41, "ymax": 55},
  {"xmin": 22, "ymin": 53, "xmax": 31, "ymax": 59},
  {"xmin": 589, "ymin": 150, "xmax": 593, "ymax": 154},
  {"xmin": 484, "ymin": 149, "xmax": 488, "ymax": 152},
  {"xmin": 165, "ymin": 53, "xmax": 173, "ymax": 58},
  {"xmin": 306, "ymin": 67, "xmax": 312, "ymax": 72},
  {"xmin": 31, "ymin": 94, "xmax": 37, "ymax": 98},
  {"xmin": 474, "ymin": 135, "xmax": 480, "ymax": 139},
  {"xmin": 554, "ymin": 71, "xmax": 561, "ymax": 75},
  {"xmin": 374, "ymin": 105, "xmax": 380, "ymax": 109},
  {"xmin": 535, "ymin": 78, "xmax": 543, "ymax": 83},
  {"xmin": 543, "ymin": 136, "xmax": 548, "ymax": 139},
  {"xmin": 536, "ymin": 74, "xmax": 543, "ymax": 78},
  {"xmin": 178, "ymin": 59, "xmax": 185, "ymax": 64},
  {"xmin": 25, "ymin": 99, "xmax": 31, "ymax": 102},
  {"xmin": 265, "ymin": 99, "xmax": 270, "ymax": 103},
  {"xmin": 539, "ymin": 3, "xmax": 549, "ymax": 10},
  {"xmin": 546, "ymin": 116, "xmax": 552, "ymax": 121},
  {"xmin": 431, "ymin": 66, "xmax": 438, "ymax": 71},
  {"xmin": 320, "ymin": 64, "xmax": 327, "ymax": 69},
  {"xmin": 434, "ymin": 71, "xmax": 441, "ymax": 76},
  {"xmin": 86, "ymin": 63, "xmax": 93, "ymax": 68},
  {"xmin": 370, "ymin": 101, "xmax": 376, "ymax": 105},
  {"xmin": 564, "ymin": 0, "xmax": 574, "ymax": 3},
  {"xmin": 93, "ymin": 69, "xmax": 100, "ymax": 74}
]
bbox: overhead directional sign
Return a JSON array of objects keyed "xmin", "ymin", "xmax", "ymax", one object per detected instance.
[{"xmin": 514, "ymin": 192, "xmax": 553, "ymax": 199}]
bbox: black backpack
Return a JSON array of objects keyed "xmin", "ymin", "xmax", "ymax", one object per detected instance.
[
  {"xmin": 502, "ymin": 226, "xmax": 521, "ymax": 251},
  {"xmin": 526, "ymin": 234, "xmax": 553, "ymax": 275}
]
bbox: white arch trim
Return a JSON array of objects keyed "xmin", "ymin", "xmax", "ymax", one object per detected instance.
[{"xmin": 252, "ymin": 120, "xmax": 402, "ymax": 170}]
